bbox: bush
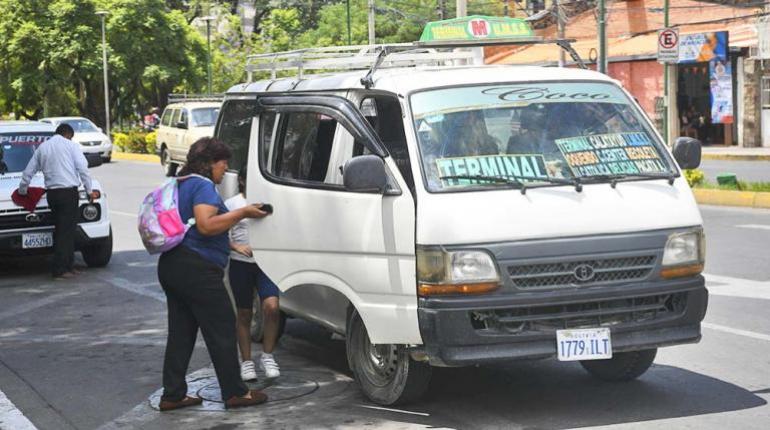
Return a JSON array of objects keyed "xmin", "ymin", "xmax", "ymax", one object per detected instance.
[
  {"xmin": 684, "ymin": 169, "xmax": 705, "ymax": 187},
  {"xmin": 112, "ymin": 133, "xmax": 130, "ymax": 152},
  {"xmin": 112, "ymin": 131, "xmax": 149, "ymax": 153},
  {"xmin": 145, "ymin": 131, "xmax": 157, "ymax": 154}
]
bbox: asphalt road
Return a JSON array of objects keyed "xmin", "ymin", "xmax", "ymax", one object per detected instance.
[
  {"xmin": 0, "ymin": 160, "xmax": 768, "ymax": 430},
  {"xmin": 699, "ymin": 159, "xmax": 770, "ymax": 183}
]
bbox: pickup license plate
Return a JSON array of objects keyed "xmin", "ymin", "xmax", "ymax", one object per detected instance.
[
  {"xmin": 556, "ymin": 328, "xmax": 612, "ymax": 361},
  {"xmin": 22, "ymin": 232, "xmax": 53, "ymax": 249}
]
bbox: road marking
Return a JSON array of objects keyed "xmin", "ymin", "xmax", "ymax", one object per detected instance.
[
  {"xmin": 95, "ymin": 276, "xmax": 165, "ymax": 303},
  {"xmin": 0, "ymin": 387, "xmax": 38, "ymax": 430},
  {"xmin": 357, "ymin": 404, "xmax": 431, "ymax": 417},
  {"xmin": 110, "ymin": 210, "xmax": 137, "ymax": 218},
  {"xmin": 705, "ymin": 273, "xmax": 770, "ymax": 301},
  {"xmin": 735, "ymin": 224, "xmax": 770, "ymax": 231},
  {"xmin": 0, "ymin": 291, "xmax": 78, "ymax": 322},
  {"xmin": 702, "ymin": 322, "xmax": 770, "ymax": 343}
]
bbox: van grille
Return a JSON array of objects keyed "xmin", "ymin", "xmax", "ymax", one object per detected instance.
[
  {"xmin": 471, "ymin": 292, "xmax": 687, "ymax": 335},
  {"xmin": 508, "ymin": 255, "xmax": 656, "ymax": 289},
  {"xmin": 0, "ymin": 209, "xmax": 54, "ymax": 229}
]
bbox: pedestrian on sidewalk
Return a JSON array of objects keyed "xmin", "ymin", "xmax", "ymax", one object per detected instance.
[
  {"xmin": 156, "ymin": 137, "xmax": 269, "ymax": 412},
  {"xmin": 18, "ymin": 124, "xmax": 97, "ymax": 280},
  {"xmin": 225, "ymin": 169, "xmax": 281, "ymax": 382}
]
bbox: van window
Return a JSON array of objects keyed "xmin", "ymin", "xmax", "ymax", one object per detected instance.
[
  {"xmin": 161, "ymin": 109, "xmax": 173, "ymax": 126},
  {"xmin": 217, "ymin": 100, "xmax": 256, "ymax": 173},
  {"xmin": 170, "ymin": 109, "xmax": 181, "ymax": 127},
  {"xmin": 265, "ymin": 112, "xmax": 336, "ymax": 184},
  {"xmin": 179, "ymin": 109, "xmax": 188, "ymax": 128},
  {"xmin": 358, "ymin": 95, "xmax": 414, "ymax": 192},
  {"xmin": 191, "ymin": 107, "xmax": 220, "ymax": 127},
  {"xmin": 260, "ymin": 112, "xmax": 277, "ymax": 169}
]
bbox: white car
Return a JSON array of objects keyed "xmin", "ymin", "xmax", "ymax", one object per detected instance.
[
  {"xmin": 217, "ymin": 45, "xmax": 707, "ymax": 405},
  {"xmin": 0, "ymin": 121, "xmax": 113, "ymax": 267},
  {"xmin": 40, "ymin": 116, "xmax": 113, "ymax": 162},
  {"xmin": 157, "ymin": 101, "xmax": 221, "ymax": 176}
]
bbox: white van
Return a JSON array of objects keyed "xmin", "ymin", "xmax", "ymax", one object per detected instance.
[
  {"xmin": 0, "ymin": 121, "xmax": 113, "ymax": 267},
  {"xmin": 157, "ymin": 99, "xmax": 221, "ymax": 176},
  {"xmin": 216, "ymin": 45, "xmax": 707, "ymax": 405}
]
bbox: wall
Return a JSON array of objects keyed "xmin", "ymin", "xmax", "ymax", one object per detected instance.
[{"xmin": 607, "ymin": 60, "xmax": 664, "ymax": 118}]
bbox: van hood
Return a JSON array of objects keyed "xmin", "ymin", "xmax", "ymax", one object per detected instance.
[{"xmin": 416, "ymin": 177, "xmax": 703, "ymax": 245}]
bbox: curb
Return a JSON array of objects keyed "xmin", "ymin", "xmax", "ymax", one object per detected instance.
[
  {"xmin": 693, "ymin": 188, "xmax": 770, "ymax": 209},
  {"xmin": 702, "ymin": 154, "xmax": 770, "ymax": 162},
  {"xmin": 112, "ymin": 152, "xmax": 160, "ymax": 163}
]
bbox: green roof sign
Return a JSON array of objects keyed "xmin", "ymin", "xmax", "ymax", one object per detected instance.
[{"xmin": 420, "ymin": 15, "xmax": 534, "ymax": 42}]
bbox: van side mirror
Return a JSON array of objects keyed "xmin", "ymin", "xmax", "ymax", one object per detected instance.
[
  {"xmin": 343, "ymin": 155, "xmax": 388, "ymax": 193},
  {"xmin": 672, "ymin": 137, "xmax": 702, "ymax": 170}
]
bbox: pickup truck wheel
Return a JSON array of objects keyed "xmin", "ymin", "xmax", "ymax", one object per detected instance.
[
  {"xmin": 161, "ymin": 148, "xmax": 177, "ymax": 177},
  {"xmin": 81, "ymin": 228, "xmax": 113, "ymax": 268},
  {"xmin": 250, "ymin": 297, "xmax": 287, "ymax": 343},
  {"xmin": 580, "ymin": 348, "xmax": 657, "ymax": 382},
  {"xmin": 346, "ymin": 310, "xmax": 431, "ymax": 405}
]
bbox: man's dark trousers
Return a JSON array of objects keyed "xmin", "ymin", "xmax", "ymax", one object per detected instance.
[{"xmin": 47, "ymin": 187, "xmax": 78, "ymax": 277}]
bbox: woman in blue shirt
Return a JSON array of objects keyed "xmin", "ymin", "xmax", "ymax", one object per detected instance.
[{"xmin": 156, "ymin": 138, "xmax": 269, "ymax": 411}]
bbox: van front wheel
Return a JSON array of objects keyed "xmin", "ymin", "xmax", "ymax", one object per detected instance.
[{"xmin": 346, "ymin": 310, "xmax": 431, "ymax": 405}]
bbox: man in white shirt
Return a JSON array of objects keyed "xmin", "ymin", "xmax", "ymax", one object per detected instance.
[{"xmin": 19, "ymin": 123, "xmax": 98, "ymax": 279}]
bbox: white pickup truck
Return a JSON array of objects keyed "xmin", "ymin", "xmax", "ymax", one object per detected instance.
[{"xmin": 157, "ymin": 101, "xmax": 221, "ymax": 176}]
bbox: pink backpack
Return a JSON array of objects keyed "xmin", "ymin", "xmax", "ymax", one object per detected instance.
[{"xmin": 137, "ymin": 175, "xmax": 201, "ymax": 254}]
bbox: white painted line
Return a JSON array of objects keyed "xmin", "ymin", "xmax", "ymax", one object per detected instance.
[
  {"xmin": 357, "ymin": 404, "xmax": 430, "ymax": 417},
  {"xmin": 110, "ymin": 210, "xmax": 137, "ymax": 218},
  {"xmin": 703, "ymin": 322, "xmax": 770, "ymax": 343},
  {"xmin": 705, "ymin": 273, "xmax": 770, "ymax": 301},
  {"xmin": 0, "ymin": 291, "xmax": 78, "ymax": 322},
  {"xmin": 0, "ymin": 387, "xmax": 38, "ymax": 430},
  {"xmin": 95, "ymin": 276, "xmax": 165, "ymax": 303},
  {"xmin": 735, "ymin": 224, "xmax": 770, "ymax": 231}
]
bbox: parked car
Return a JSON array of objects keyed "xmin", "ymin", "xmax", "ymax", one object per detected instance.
[
  {"xmin": 215, "ymin": 46, "xmax": 707, "ymax": 406},
  {"xmin": 39, "ymin": 116, "xmax": 113, "ymax": 162},
  {"xmin": 156, "ymin": 101, "xmax": 221, "ymax": 176},
  {"xmin": 0, "ymin": 121, "xmax": 113, "ymax": 267}
]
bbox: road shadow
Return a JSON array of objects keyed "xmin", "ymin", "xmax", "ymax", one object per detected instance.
[{"xmin": 281, "ymin": 319, "xmax": 767, "ymax": 430}]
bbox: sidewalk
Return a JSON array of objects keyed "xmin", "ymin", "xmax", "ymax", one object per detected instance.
[{"xmin": 702, "ymin": 146, "xmax": 770, "ymax": 161}]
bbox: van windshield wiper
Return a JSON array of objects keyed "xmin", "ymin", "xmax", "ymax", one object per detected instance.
[
  {"xmin": 439, "ymin": 174, "xmax": 583, "ymax": 194},
  {"xmin": 582, "ymin": 172, "xmax": 677, "ymax": 188}
]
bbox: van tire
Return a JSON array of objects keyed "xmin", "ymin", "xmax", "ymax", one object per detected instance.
[
  {"xmin": 81, "ymin": 228, "xmax": 113, "ymax": 268},
  {"xmin": 161, "ymin": 148, "xmax": 177, "ymax": 177},
  {"xmin": 250, "ymin": 297, "xmax": 287, "ymax": 343},
  {"xmin": 580, "ymin": 348, "xmax": 657, "ymax": 382},
  {"xmin": 346, "ymin": 310, "xmax": 431, "ymax": 405}
]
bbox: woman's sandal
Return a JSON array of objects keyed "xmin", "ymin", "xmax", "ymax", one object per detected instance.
[
  {"xmin": 158, "ymin": 396, "xmax": 204, "ymax": 412},
  {"xmin": 224, "ymin": 389, "xmax": 268, "ymax": 409}
]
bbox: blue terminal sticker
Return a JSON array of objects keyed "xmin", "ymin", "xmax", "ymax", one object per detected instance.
[{"xmin": 554, "ymin": 132, "xmax": 667, "ymax": 178}]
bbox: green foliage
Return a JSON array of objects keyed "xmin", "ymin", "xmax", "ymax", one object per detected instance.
[
  {"xmin": 684, "ymin": 169, "xmax": 705, "ymax": 187},
  {"xmin": 113, "ymin": 130, "xmax": 149, "ymax": 153},
  {"xmin": 145, "ymin": 131, "xmax": 157, "ymax": 154}
]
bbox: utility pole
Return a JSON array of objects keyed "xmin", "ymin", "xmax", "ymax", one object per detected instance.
[
  {"xmin": 438, "ymin": 0, "xmax": 446, "ymax": 20},
  {"xmin": 368, "ymin": 0, "xmax": 375, "ymax": 45},
  {"xmin": 503, "ymin": 0, "xmax": 509, "ymax": 17},
  {"xmin": 597, "ymin": 0, "xmax": 607, "ymax": 74},
  {"xmin": 201, "ymin": 16, "xmax": 216, "ymax": 95},
  {"xmin": 96, "ymin": 11, "xmax": 110, "ymax": 136},
  {"xmin": 456, "ymin": 0, "xmax": 467, "ymax": 18},
  {"xmin": 555, "ymin": 0, "xmax": 566, "ymax": 67},
  {"xmin": 346, "ymin": 0, "xmax": 352, "ymax": 45},
  {"xmin": 663, "ymin": 0, "xmax": 671, "ymax": 144}
]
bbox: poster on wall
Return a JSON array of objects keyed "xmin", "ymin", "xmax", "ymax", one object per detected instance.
[
  {"xmin": 710, "ymin": 59, "xmax": 733, "ymax": 124},
  {"xmin": 678, "ymin": 31, "xmax": 728, "ymax": 63}
]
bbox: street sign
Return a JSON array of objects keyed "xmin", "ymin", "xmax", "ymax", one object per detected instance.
[
  {"xmin": 657, "ymin": 28, "xmax": 679, "ymax": 63},
  {"xmin": 419, "ymin": 15, "xmax": 534, "ymax": 42}
]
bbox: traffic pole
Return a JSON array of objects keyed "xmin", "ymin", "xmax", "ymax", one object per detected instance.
[
  {"xmin": 368, "ymin": 0, "xmax": 375, "ymax": 45},
  {"xmin": 346, "ymin": 0, "xmax": 352, "ymax": 45},
  {"xmin": 456, "ymin": 0, "xmax": 467, "ymax": 18},
  {"xmin": 663, "ymin": 0, "xmax": 670, "ymax": 145},
  {"xmin": 598, "ymin": 0, "xmax": 607, "ymax": 74}
]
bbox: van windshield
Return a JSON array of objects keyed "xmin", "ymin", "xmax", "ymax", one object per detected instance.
[
  {"xmin": 410, "ymin": 82, "xmax": 675, "ymax": 192},
  {"xmin": 191, "ymin": 107, "xmax": 220, "ymax": 127},
  {"xmin": 0, "ymin": 133, "xmax": 51, "ymax": 174}
]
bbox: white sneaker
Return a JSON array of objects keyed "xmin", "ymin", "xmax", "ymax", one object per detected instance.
[
  {"xmin": 240, "ymin": 360, "xmax": 257, "ymax": 381},
  {"xmin": 260, "ymin": 353, "xmax": 280, "ymax": 379}
]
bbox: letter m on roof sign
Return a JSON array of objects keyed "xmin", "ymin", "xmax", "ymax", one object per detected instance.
[{"xmin": 469, "ymin": 19, "xmax": 489, "ymax": 38}]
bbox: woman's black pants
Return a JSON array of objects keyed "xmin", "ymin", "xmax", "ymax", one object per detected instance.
[{"xmin": 157, "ymin": 245, "xmax": 248, "ymax": 402}]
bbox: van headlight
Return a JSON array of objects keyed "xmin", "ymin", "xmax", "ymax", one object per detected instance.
[
  {"xmin": 81, "ymin": 204, "xmax": 99, "ymax": 221},
  {"xmin": 417, "ymin": 247, "xmax": 500, "ymax": 296},
  {"xmin": 661, "ymin": 229, "xmax": 705, "ymax": 279}
]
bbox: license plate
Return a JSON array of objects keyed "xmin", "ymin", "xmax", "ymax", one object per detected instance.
[
  {"xmin": 556, "ymin": 328, "xmax": 612, "ymax": 361},
  {"xmin": 22, "ymin": 232, "xmax": 53, "ymax": 249}
]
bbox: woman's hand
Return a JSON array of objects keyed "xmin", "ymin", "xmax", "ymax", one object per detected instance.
[
  {"xmin": 241, "ymin": 204, "xmax": 268, "ymax": 219},
  {"xmin": 232, "ymin": 243, "xmax": 253, "ymax": 258}
]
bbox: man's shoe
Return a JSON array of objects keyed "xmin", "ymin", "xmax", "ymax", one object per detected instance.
[
  {"xmin": 240, "ymin": 360, "xmax": 257, "ymax": 381},
  {"xmin": 159, "ymin": 396, "xmax": 203, "ymax": 412},
  {"xmin": 260, "ymin": 353, "xmax": 280, "ymax": 379},
  {"xmin": 53, "ymin": 272, "xmax": 76, "ymax": 281},
  {"xmin": 225, "ymin": 390, "xmax": 267, "ymax": 409}
]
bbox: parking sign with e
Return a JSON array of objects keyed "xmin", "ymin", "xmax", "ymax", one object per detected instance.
[{"xmin": 658, "ymin": 28, "xmax": 679, "ymax": 63}]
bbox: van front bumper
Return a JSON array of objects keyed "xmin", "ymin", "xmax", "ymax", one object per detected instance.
[{"xmin": 417, "ymin": 276, "xmax": 707, "ymax": 367}]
